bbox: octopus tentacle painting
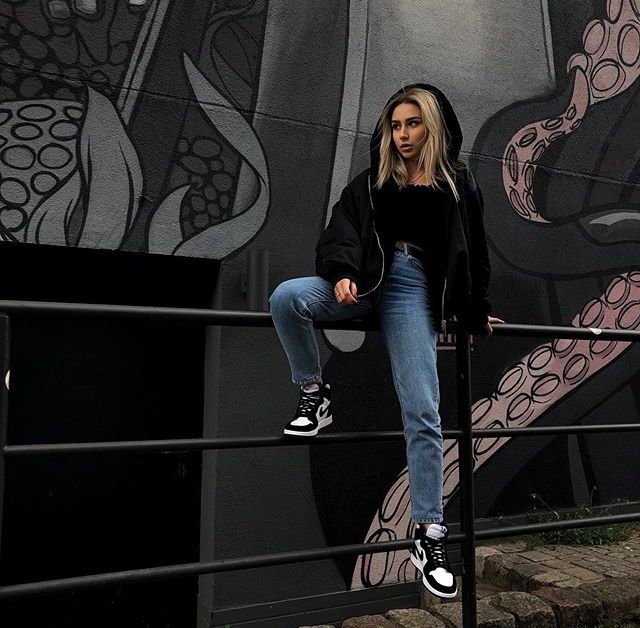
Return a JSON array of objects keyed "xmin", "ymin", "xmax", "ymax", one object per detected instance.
[
  {"xmin": 4, "ymin": 0, "xmax": 640, "ymax": 616},
  {"xmin": 352, "ymin": 0, "xmax": 640, "ymax": 589},
  {"xmin": 0, "ymin": 0, "xmax": 270, "ymax": 258}
]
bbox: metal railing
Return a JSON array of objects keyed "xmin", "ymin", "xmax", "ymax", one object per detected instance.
[{"xmin": 0, "ymin": 299, "xmax": 639, "ymax": 627}]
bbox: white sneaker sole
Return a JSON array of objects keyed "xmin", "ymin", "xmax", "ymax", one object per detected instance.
[
  {"xmin": 283, "ymin": 416, "xmax": 332, "ymax": 437},
  {"xmin": 410, "ymin": 550, "xmax": 457, "ymax": 599}
]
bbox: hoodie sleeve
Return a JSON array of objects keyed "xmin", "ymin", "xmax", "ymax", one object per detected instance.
[
  {"xmin": 315, "ymin": 183, "xmax": 362, "ymax": 286},
  {"xmin": 463, "ymin": 170, "xmax": 492, "ymax": 330}
]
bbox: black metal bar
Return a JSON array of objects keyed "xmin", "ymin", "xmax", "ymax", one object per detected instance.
[
  {"xmin": 6, "ymin": 422, "xmax": 640, "ymax": 457},
  {"xmin": 2, "ymin": 508, "xmax": 640, "ymax": 601},
  {"xmin": 0, "ymin": 300, "xmax": 376, "ymax": 330},
  {"xmin": 475, "ymin": 510, "xmax": 640, "ymax": 541},
  {"xmin": 489, "ymin": 322, "xmax": 640, "ymax": 341},
  {"xmin": 473, "ymin": 424, "xmax": 640, "ymax": 437},
  {"xmin": 0, "ymin": 536, "xmax": 443, "ymax": 600},
  {"xmin": 246, "ymin": 249, "xmax": 270, "ymax": 312},
  {"xmin": 6, "ymin": 422, "xmax": 640, "ymax": 458},
  {"xmin": 0, "ymin": 300, "xmax": 638, "ymax": 342},
  {"xmin": 456, "ymin": 331, "xmax": 477, "ymax": 627},
  {"xmin": 2, "ymin": 295, "xmax": 640, "ymax": 615},
  {"xmin": 0, "ymin": 315, "xmax": 9, "ymax": 563},
  {"xmin": 0, "ymin": 299, "xmax": 272, "ymax": 323},
  {"xmin": 2, "ymin": 430, "xmax": 464, "ymax": 456}
]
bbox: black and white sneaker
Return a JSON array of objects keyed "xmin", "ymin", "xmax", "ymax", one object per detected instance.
[
  {"xmin": 283, "ymin": 383, "xmax": 332, "ymax": 437},
  {"xmin": 410, "ymin": 523, "xmax": 457, "ymax": 599}
]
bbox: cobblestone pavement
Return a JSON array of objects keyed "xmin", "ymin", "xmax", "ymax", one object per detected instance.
[
  {"xmin": 478, "ymin": 535, "xmax": 640, "ymax": 591},
  {"xmin": 303, "ymin": 534, "xmax": 640, "ymax": 627}
]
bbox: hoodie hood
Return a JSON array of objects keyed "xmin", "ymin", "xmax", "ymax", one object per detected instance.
[{"xmin": 369, "ymin": 83, "xmax": 463, "ymax": 178}]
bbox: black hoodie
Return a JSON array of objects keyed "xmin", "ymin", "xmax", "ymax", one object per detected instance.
[{"xmin": 315, "ymin": 83, "xmax": 491, "ymax": 333}]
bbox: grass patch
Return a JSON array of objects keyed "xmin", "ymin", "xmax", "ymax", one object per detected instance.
[{"xmin": 524, "ymin": 504, "xmax": 640, "ymax": 550}]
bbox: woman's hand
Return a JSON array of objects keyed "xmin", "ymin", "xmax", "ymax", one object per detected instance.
[
  {"xmin": 334, "ymin": 278, "xmax": 358, "ymax": 305},
  {"xmin": 485, "ymin": 315, "xmax": 505, "ymax": 336}
]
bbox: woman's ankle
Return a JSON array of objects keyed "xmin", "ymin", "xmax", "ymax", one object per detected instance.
[{"xmin": 300, "ymin": 377, "xmax": 323, "ymax": 391}]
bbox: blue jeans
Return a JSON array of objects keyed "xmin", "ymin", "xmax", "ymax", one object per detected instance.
[{"xmin": 269, "ymin": 249, "xmax": 443, "ymax": 524}]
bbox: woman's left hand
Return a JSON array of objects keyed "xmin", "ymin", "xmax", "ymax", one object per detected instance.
[{"xmin": 485, "ymin": 315, "xmax": 505, "ymax": 336}]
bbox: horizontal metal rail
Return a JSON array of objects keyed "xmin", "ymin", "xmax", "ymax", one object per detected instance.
[
  {"xmin": 2, "ymin": 431, "xmax": 414, "ymax": 456},
  {"xmin": 0, "ymin": 300, "xmax": 374, "ymax": 330},
  {"xmin": 491, "ymin": 322, "xmax": 640, "ymax": 341},
  {"xmin": 5, "ymin": 423, "xmax": 640, "ymax": 456},
  {"xmin": 0, "ymin": 537, "xmax": 426, "ymax": 600},
  {"xmin": 1, "ymin": 300, "xmax": 640, "ymax": 617},
  {"xmin": 472, "ymin": 423, "xmax": 640, "ymax": 437},
  {"xmin": 0, "ymin": 300, "xmax": 639, "ymax": 342},
  {"xmin": 1, "ymin": 511, "xmax": 638, "ymax": 601},
  {"xmin": 476, "ymin": 510, "xmax": 640, "ymax": 541},
  {"xmin": 0, "ymin": 300, "xmax": 273, "ymax": 324}
]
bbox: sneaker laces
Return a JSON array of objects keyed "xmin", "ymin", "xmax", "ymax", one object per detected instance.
[
  {"xmin": 297, "ymin": 390, "xmax": 320, "ymax": 416},
  {"xmin": 424, "ymin": 537, "xmax": 448, "ymax": 569}
]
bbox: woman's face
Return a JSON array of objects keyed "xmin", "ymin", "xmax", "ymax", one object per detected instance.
[{"xmin": 391, "ymin": 102, "xmax": 427, "ymax": 161}]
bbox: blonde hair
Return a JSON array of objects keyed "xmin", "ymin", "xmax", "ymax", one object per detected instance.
[{"xmin": 374, "ymin": 88, "xmax": 460, "ymax": 201}]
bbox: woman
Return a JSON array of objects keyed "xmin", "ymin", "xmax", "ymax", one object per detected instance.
[{"xmin": 269, "ymin": 83, "xmax": 502, "ymax": 598}]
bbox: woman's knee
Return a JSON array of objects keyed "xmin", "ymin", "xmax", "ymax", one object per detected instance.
[
  {"xmin": 269, "ymin": 278, "xmax": 309, "ymax": 316},
  {"xmin": 402, "ymin": 406, "xmax": 442, "ymax": 438}
]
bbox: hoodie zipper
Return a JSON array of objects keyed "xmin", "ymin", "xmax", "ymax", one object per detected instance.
[
  {"xmin": 358, "ymin": 175, "xmax": 385, "ymax": 297},
  {"xmin": 441, "ymin": 278, "xmax": 447, "ymax": 335}
]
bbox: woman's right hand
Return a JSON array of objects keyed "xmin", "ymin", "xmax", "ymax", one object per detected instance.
[
  {"xmin": 334, "ymin": 278, "xmax": 358, "ymax": 305},
  {"xmin": 485, "ymin": 315, "xmax": 505, "ymax": 336}
]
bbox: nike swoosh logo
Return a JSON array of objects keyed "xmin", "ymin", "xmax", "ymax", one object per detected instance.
[
  {"xmin": 317, "ymin": 399, "xmax": 331, "ymax": 421},
  {"xmin": 414, "ymin": 544, "xmax": 425, "ymax": 561}
]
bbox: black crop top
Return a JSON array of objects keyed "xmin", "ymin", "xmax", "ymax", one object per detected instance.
[{"xmin": 376, "ymin": 181, "xmax": 449, "ymax": 276}]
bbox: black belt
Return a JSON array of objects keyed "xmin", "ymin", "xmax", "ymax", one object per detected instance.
[{"xmin": 394, "ymin": 240, "xmax": 425, "ymax": 258}]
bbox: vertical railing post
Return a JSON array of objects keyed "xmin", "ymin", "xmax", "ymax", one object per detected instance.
[
  {"xmin": 456, "ymin": 330, "xmax": 477, "ymax": 627},
  {"xmin": 0, "ymin": 314, "xmax": 10, "ymax": 560}
]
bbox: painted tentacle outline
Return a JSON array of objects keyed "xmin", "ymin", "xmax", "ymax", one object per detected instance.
[
  {"xmin": 352, "ymin": 0, "xmax": 640, "ymax": 589},
  {"xmin": 446, "ymin": 272, "xmax": 640, "ymax": 501},
  {"xmin": 503, "ymin": 0, "xmax": 640, "ymax": 222},
  {"xmin": 353, "ymin": 272, "xmax": 640, "ymax": 589}
]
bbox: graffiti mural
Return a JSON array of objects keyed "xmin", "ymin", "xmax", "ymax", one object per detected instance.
[
  {"xmin": 351, "ymin": 0, "xmax": 640, "ymax": 589},
  {"xmin": 3, "ymin": 0, "xmax": 640, "ymax": 623},
  {"xmin": 0, "ymin": 0, "xmax": 269, "ymax": 257}
]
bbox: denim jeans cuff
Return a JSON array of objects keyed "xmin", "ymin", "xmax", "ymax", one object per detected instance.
[
  {"xmin": 413, "ymin": 517, "xmax": 442, "ymax": 525},
  {"xmin": 293, "ymin": 373, "xmax": 322, "ymax": 386}
]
